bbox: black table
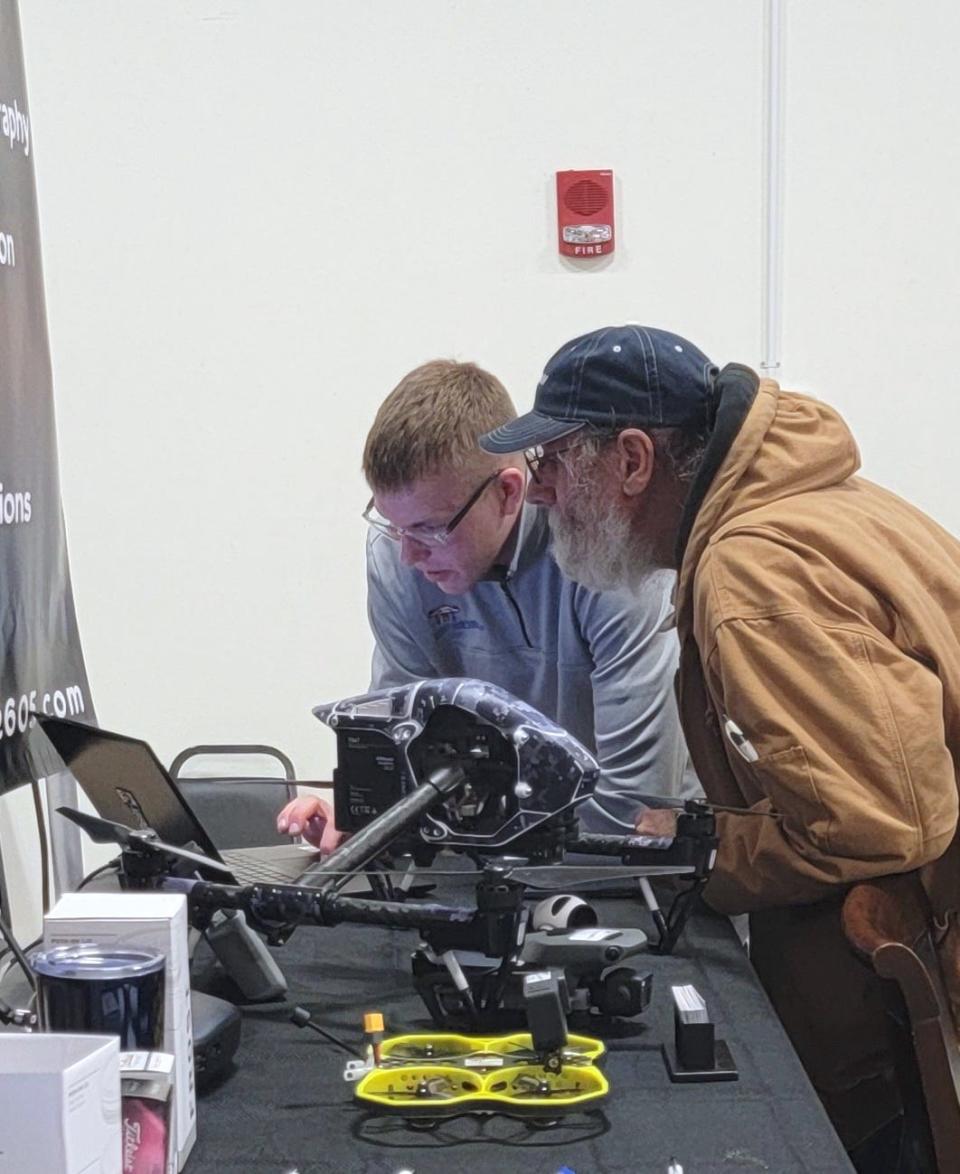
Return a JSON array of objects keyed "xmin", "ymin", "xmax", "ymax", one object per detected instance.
[{"xmin": 189, "ymin": 888, "xmax": 854, "ymax": 1174}]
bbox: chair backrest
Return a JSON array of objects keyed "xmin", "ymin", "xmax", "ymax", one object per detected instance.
[
  {"xmin": 842, "ymin": 873, "xmax": 960, "ymax": 1172},
  {"xmin": 169, "ymin": 744, "xmax": 297, "ymax": 850}
]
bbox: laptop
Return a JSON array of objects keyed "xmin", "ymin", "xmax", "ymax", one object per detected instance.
[{"xmin": 37, "ymin": 714, "xmax": 329, "ymax": 886}]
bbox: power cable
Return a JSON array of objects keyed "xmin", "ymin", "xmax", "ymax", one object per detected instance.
[{"xmin": 0, "ymin": 909, "xmax": 36, "ymax": 992}]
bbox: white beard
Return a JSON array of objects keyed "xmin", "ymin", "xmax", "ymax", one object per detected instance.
[{"xmin": 548, "ymin": 483, "xmax": 659, "ymax": 592}]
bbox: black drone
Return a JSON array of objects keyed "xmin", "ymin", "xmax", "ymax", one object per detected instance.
[{"xmin": 57, "ymin": 678, "xmax": 718, "ymax": 1028}]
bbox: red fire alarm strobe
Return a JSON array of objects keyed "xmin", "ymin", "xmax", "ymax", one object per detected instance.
[{"xmin": 556, "ymin": 169, "xmax": 615, "ymax": 257}]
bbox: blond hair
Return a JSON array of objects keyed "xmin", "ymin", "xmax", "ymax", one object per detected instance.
[{"xmin": 363, "ymin": 360, "xmax": 516, "ymax": 491}]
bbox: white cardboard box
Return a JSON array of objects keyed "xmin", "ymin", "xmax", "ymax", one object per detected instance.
[
  {"xmin": 44, "ymin": 891, "xmax": 196, "ymax": 1170},
  {"xmin": 0, "ymin": 1032, "xmax": 121, "ymax": 1173}
]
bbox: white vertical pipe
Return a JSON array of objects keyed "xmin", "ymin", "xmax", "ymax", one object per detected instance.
[
  {"xmin": 762, "ymin": 0, "xmax": 786, "ymax": 382},
  {"xmin": 46, "ymin": 771, "xmax": 84, "ymax": 898}
]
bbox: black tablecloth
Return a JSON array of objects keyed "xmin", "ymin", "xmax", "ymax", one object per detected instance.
[{"xmin": 188, "ymin": 888, "xmax": 854, "ymax": 1174}]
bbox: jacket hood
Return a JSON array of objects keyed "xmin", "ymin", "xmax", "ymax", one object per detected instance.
[{"xmin": 677, "ymin": 372, "xmax": 861, "ymax": 627}]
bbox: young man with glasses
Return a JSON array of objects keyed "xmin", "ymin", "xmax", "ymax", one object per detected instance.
[{"xmin": 277, "ymin": 357, "xmax": 694, "ymax": 848}]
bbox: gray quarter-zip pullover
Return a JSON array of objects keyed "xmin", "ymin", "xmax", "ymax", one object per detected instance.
[{"xmin": 366, "ymin": 503, "xmax": 696, "ymax": 830}]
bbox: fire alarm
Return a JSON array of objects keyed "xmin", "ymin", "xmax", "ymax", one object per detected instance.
[{"xmin": 556, "ymin": 169, "xmax": 615, "ymax": 257}]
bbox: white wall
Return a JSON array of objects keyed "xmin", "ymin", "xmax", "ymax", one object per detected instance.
[
  {"xmin": 782, "ymin": 0, "xmax": 960, "ymax": 520},
  {"xmin": 4, "ymin": 0, "xmax": 960, "ymax": 931}
]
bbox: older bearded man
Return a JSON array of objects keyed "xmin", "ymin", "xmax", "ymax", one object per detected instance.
[{"xmin": 480, "ymin": 323, "xmax": 960, "ymax": 1171}]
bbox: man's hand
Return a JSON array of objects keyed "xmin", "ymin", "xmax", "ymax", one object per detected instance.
[
  {"xmin": 634, "ymin": 807, "xmax": 679, "ymax": 837},
  {"xmin": 276, "ymin": 794, "xmax": 345, "ymax": 854}
]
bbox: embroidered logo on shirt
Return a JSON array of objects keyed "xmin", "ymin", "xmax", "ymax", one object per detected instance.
[
  {"xmin": 428, "ymin": 605, "xmax": 460, "ymax": 629},
  {"xmin": 427, "ymin": 604, "xmax": 483, "ymax": 636}
]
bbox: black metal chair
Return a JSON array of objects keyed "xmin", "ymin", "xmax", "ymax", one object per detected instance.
[{"xmin": 169, "ymin": 744, "xmax": 298, "ymax": 850}]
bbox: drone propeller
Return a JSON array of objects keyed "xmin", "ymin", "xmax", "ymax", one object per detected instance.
[
  {"xmin": 498, "ymin": 1042, "xmax": 598, "ymax": 1065},
  {"xmin": 491, "ymin": 1073, "xmax": 593, "ymax": 1100},
  {"xmin": 382, "ymin": 1040, "xmax": 474, "ymax": 1062},
  {"xmin": 228, "ymin": 860, "xmax": 697, "ymax": 894},
  {"xmin": 499, "ymin": 863, "xmax": 695, "ymax": 890},
  {"xmin": 56, "ymin": 807, "xmax": 145, "ymax": 846},
  {"xmin": 373, "ymin": 1075, "xmax": 474, "ymax": 1100},
  {"xmin": 225, "ymin": 859, "xmax": 690, "ymax": 892},
  {"xmin": 57, "ymin": 807, "xmax": 234, "ymax": 876},
  {"xmin": 380, "ymin": 1041, "xmax": 598, "ymax": 1068},
  {"xmin": 619, "ymin": 793, "xmax": 783, "ymax": 820}
]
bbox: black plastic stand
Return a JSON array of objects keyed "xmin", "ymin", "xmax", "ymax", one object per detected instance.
[
  {"xmin": 661, "ymin": 987, "xmax": 738, "ymax": 1083},
  {"xmin": 662, "ymin": 1037, "xmax": 738, "ymax": 1083}
]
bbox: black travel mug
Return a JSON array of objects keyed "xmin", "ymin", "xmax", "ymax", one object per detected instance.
[{"xmin": 30, "ymin": 943, "xmax": 165, "ymax": 1049}]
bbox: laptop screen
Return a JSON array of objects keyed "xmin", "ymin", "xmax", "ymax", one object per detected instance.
[{"xmin": 37, "ymin": 715, "xmax": 224, "ymax": 863}]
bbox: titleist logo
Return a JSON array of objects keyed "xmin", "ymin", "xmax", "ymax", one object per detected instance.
[{"xmin": 123, "ymin": 1119, "xmax": 142, "ymax": 1170}]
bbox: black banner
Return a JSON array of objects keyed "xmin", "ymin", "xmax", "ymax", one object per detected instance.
[{"xmin": 0, "ymin": 0, "xmax": 94, "ymax": 793}]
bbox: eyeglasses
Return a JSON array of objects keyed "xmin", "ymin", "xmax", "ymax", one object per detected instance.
[
  {"xmin": 523, "ymin": 432, "xmax": 600, "ymax": 483},
  {"xmin": 363, "ymin": 471, "xmax": 502, "ymax": 547}
]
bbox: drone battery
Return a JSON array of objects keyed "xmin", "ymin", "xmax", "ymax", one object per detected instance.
[
  {"xmin": 332, "ymin": 727, "xmax": 414, "ymax": 832},
  {"xmin": 522, "ymin": 971, "xmax": 569, "ymax": 1054}
]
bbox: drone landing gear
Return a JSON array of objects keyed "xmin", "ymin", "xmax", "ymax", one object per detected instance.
[{"xmin": 412, "ymin": 950, "xmax": 527, "ymax": 1029}]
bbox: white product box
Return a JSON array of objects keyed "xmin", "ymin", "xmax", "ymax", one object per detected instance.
[
  {"xmin": 44, "ymin": 892, "xmax": 196, "ymax": 1170},
  {"xmin": 0, "ymin": 1032, "xmax": 121, "ymax": 1174}
]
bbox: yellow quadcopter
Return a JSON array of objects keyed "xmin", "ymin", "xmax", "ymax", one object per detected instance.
[{"xmin": 352, "ymin": 1026, "xmax": 608, "ymax": 1123}]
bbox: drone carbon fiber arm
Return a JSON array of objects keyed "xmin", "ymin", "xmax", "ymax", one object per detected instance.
[
  {"xmin": 306, "ymin": 763, "xmax": 467, "ymax": 882},
  {"xmin": 179, "ymin": 764, "xmax": 481, "ymax": 944},
  {"xmin": 180, "ymin": 873, "xmax": 528, "ymax": 957},
  {"xmin": 569, "ymin": 799, "xmax": 718, "ymax": 879},
  {"xmin": 186, "ymin": 881, "xmax": 476, "ymax": 936}
]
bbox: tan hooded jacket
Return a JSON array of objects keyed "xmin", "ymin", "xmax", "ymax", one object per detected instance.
[{"xmin": 675, "ymin": 373, "xmax": 960, "ymax": 945}]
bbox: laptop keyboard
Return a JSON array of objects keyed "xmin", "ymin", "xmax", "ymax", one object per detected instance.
[{"xmin": 222, "ymin": 846, "xmax": 325, "ymax": 886}]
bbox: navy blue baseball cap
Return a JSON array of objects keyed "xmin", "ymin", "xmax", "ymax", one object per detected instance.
[{"xmin": 480, "ymin": 324, "xmax": 719, "ymax": 453}]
